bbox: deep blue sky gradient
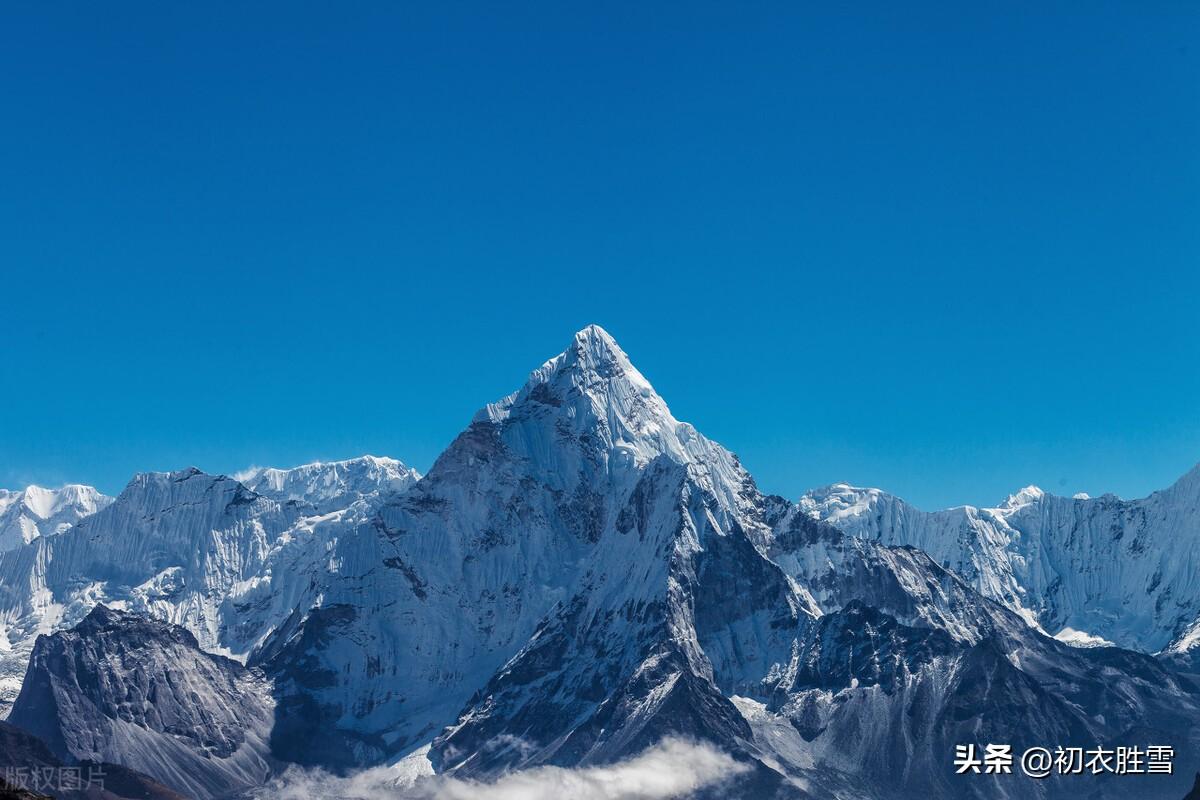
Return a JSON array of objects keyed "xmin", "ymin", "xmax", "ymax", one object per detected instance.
[{"xmin": 2, "ymin": 2, "xmax": 1198, "ymax": 509}]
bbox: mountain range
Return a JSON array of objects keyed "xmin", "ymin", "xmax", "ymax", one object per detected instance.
[
  {"xmin": 800, "ymin": 468, "xmax": 1200, "ymax": 656},
  {"xmin": 0, "ymin": 486, "xmax": 110, "ymax": 554},
  {"xmin": 0, "ymin": 326, "xmax": 1197, "ymax": 800}
]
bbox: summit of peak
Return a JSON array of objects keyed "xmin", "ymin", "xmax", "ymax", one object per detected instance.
[
  {"xmin": 80, "ymin": 603, "xmax": 121, "ymax": 626},
  {"xmin": 464, "ymin": 325, "xmax": 748, "ymax": 507},
  {"xmin": 238, "ymin": 454, "xmax": 420, "ymax": 512},
  {"xmin": 1157, "ymin": 461, "xmax": 1200, "ymax": 502},
  {"xmin": 801, "ymin": 482, "xmax": 891, "ymax": 504},
  {"xmin": 562, "ymin": 324, "xmax": 636, "ymax": 377},
  {"xmin": 571, "ymin": 323, "xmax": 622, "ymax": 352},
  {"xmin": 120, "ymin": 467, "xmax": 223, "ymax": 496},
  {"xmin": 477, "ymin": 326, "xmax": 662, "ymax": 424},
  {"xmin": 479, "ymin": 324, "xmax": 662, "ymax": 425},
  {"xmin": 1000, "ymin": 485, "xmax": 1045, "ymax": 510},
  {"xmin": 173, "ymin": 466, "xmax": 207, "ymax": 480},
  {"xmin": 0, "ymin": 484, "xmax": 112, "ymax": 549}
]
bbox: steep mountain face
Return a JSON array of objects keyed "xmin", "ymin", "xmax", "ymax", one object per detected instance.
[
  {"xmin": 0, "ymin": 485, "xmax": 111, "ymax": 552},
  {"xmin": 252, "ymin": 325, "xmax": 786, "ymax": 770},
  {"xmin": 8, "ymin": 606, "xmax": 273, "ymax": 800},
  {"xmin": 766, "ymin": 505, "xmax": 1026, "ymax": 645},
  {"xmin": 426, "ymin": 449, "xmax": 1017, "ymax": 789},
  {"xmin": 747, "ymin": 511, "xmax": 1200, "ymax": 799},
  {"xmin": 409, "ymin": 329, "xmax": 1200, "ymax": 800},
  {"xmin": 0, "ymin": 456, "xmax": 417, "ymax": 714},
  {"xmin": 800, "ymin": 469, "xmax": 1200, "ymax": 654},
  {"xmin": 428, "ymin": 456, "xmax": 800, "ymax": 798},
  {"xmin": 0, "ymin": 468, "xmax": 287, "ymax": 716},
  {"xmin": 740, "ymin": 606, "xmax": 1200, "ymax": 800}
]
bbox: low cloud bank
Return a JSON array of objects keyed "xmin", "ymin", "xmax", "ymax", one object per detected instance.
[{"xmin": 255, "ymin": 737, "xmax": 748, "ymax": 800}]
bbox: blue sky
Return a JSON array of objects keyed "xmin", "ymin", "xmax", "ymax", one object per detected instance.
[{"xmin": 2, "ymin": 2, "xmax": 1197, "ymax": 509}]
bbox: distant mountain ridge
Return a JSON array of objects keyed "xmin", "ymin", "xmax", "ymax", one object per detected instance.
[
  {"xmin": 237, "ymin": 455, "xmax": 420, "ymax": 514},
  {"xmin": 0, "ymin": 484, "xmax": 111, "ymax": 552},
  {"xmin": 0, "ymin": 455, "xmax": 421, "ymax": 714},
  {"xmin": 800, "ymin": 466, "xmax": 1200, "ymax": 654}
]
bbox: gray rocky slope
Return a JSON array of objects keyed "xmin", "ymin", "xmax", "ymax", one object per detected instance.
[{"xmin": 8, "ymin": 606, "xmax": 273, "ymax": 800}]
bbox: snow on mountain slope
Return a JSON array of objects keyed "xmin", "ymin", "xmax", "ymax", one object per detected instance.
[
  {"xmin": 427, "ymin": 461, "xmax": 1027, "ymax": 790},
  {"xmin": 799, "ymin": 466, "xmax": 1200, "ymax": 654},
  {"xmin": 238, "ymin": 455, "xmax": 420, "ymax": 514},
  {"xmin": 0, "ymin": 457, "xmax": 416, "ymax": 715},
  {"xmin": 765, "ymin": 503, "xmax": 1029, "ymax": 646},
  {"xmin": 754, "ymin": 509, "xmax": 1200, "ymax": 799},
  {"xmin": 429, "ymin": 455, "xmax": 800, "ymax": 797},
  {"xmin": 0, "ymin": 484, "xmax": 111, "ymax": 552},
  {"xmin": 736, "ymin": 601, "xmax": 1200, "ymax": 800},
  {"xmin": 8, "ymin": 606, "xmax": 274, "ymax": 799},
  {"xmin": 252, "ymin": 325, "xmax": 787, "ymax": 770},
  {"xmin": 413, "ymin": 329, "xmax": 1200, "ymax": 799}
]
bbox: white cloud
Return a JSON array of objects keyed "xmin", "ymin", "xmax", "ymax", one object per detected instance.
[
  {"xmin": 254, "ymin": 738, "xmax": 749, "ymax": 800},
  {"xmin": 230, "ymin": 465, "xmax": 264, "ymax": 483},
  {"xmin": 253, "ymin": 764, "xmax": 404, "ymax": 800}
]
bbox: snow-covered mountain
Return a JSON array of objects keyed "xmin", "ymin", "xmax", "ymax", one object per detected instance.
[
  {"xmin": 0, "ymin": 484, "xmax": 111, "ymax": 552},
  {"xmin": 800, "ymin": 468, "xmax": 1200, "ymax": 655},
  {"xmin": 420, "ymin": 332, "xmax": 1200, "ymax": 798},
  {"xmin": 237, "ymin": 455, "xmax": 420, "ymax": 514},
  {"xmin": 751, "ymin": 507, "xmax": 1200, "ymax": 799},
  {"xmin": 243, "ymin": 326, "xmax": 1200, "ymax": 797},
  {"xmin": 1, "ymin": 327, "xmax": 1199, "ymax": 799},
  {"xmin": 252, "ymin": 324, "xmax": 776, "ymax": 769},
  {"xmin": 0, "ymin": 456, "xmax": 418, "ymax": 714}
]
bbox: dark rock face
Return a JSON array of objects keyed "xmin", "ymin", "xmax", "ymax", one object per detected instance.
[
  {"xmin": 249, "ymin": 602, "xmax": 390, "ymax": 768},
  {"xmin": 8, "ymin": 606, "xmax": 273, "ymax": 800},
  {"xmin": 0, "ymin": 780, "xmax": 49, "ymax": 800},
  {"xmin": 0, "ymin": 721, "xmax": 184, "ymax": 800},
  {"xmin": 756, "ymin": 506, "xmax": 1200, "ymax": 799}
]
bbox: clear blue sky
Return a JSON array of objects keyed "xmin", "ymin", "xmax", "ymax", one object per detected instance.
[{"xmin": 2, "ymin": 3, "xmax": 1197, "ymax": 509}]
